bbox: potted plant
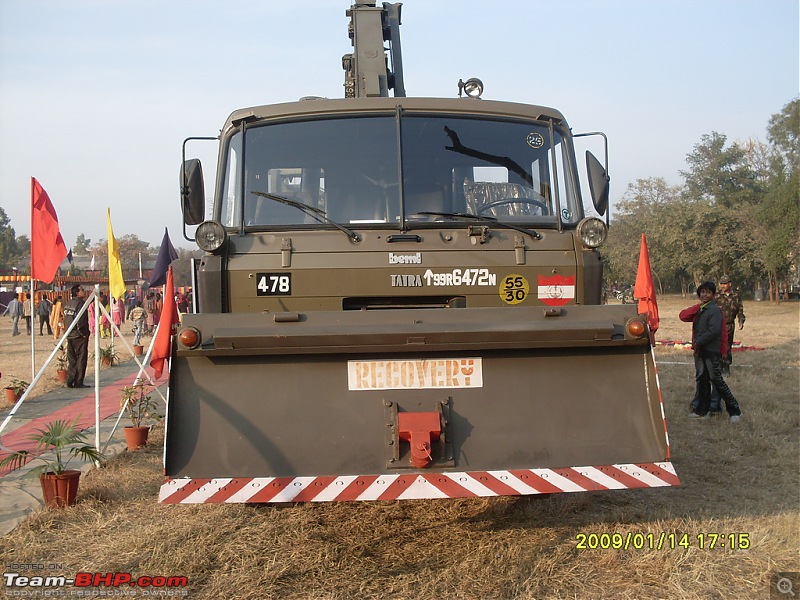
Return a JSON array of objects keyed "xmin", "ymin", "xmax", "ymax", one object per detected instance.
[
  {"xmin": 119, "ymin": 382, "xmax": 158, "ymax": 450},
  {"xmin": 55, "ymin": 344, "xmax": 69, "ymax": 383},
  {"xmin": 4, "ymin": 378, "xmax": 29, "ymax": 406},
  {"xmin": 0, "ymin": 417, "xmax": 105, "ymax": 507},
  {"xmin": 93, "ymin": 345, "xmax": 120, "ymax": 367}
]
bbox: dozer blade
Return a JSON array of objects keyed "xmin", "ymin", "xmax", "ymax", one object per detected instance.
[{"xmin": 160, "ymin": 305, "xmax": 678, "ymax": 503}]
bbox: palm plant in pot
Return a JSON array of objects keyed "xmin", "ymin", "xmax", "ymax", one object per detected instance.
[
  {"xmin": 55, "ymin": 344, "xmax": 69, "ymax": 383},
  {"xmin": 4, "ymin": 377, "xmax": 29, "ymax": 406},
  {"xmin": 93, "ymin": 344, "xmax": 120, "ymax": 367},
  {"xmin": 0, "ymin": 417, "xmax": 105, "ymax": 507},
  {"xmin": 119, "ymin": 381, "xmax": 158, "ymax": 450}
]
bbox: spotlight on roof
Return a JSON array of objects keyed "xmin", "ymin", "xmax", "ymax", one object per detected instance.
[{"xmin": 458, "ymin": 77, "xmax": 484, "ymax": 99}]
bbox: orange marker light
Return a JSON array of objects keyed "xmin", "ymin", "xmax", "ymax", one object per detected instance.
[
  {"xmin": 178, "ymin": 327, "xmax": 201, "ymax": 349},
  {"xmin": 626, "ymin": 318, "xmax": 647, "ymax": 338}
]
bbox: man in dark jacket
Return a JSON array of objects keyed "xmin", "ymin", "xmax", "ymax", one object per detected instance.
[
  {"xmin": 63, "ymin": 285, "xmax": 91, "ymax": 388},
  {"xmin": 36, "ymin": 294, "xmax": 53, "ymax": 336},
  {"xmin": 680, "ymin": 281, "xmax": 742, "ymax": 422}
]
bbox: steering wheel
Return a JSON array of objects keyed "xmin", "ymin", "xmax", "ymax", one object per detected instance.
[{"xmin": 477, "ymin": 197, "xmax": 549, "ymax": 216}]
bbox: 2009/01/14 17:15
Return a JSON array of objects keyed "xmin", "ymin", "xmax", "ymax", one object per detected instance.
[{"xmin": 575, "ymin": 532, "xmax": 751, "ymax": 550}]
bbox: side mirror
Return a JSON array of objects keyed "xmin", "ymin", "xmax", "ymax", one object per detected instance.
[
  {"xmin": 586, "ymin": 151, "xmax": 609, "ymax": 216},
  {"xmin": 181, "ymin": 159, "xmax": 205, "ymax": 226}
]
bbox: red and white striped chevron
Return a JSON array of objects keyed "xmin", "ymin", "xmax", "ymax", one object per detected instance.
[{"xmin": 159, "ymin": 462, "xmax": 679, "ymax": 504}]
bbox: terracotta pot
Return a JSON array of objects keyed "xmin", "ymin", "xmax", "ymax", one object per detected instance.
[
  {"xmin": 3, "ymin": 388, "xmax": 20, "ymax": 406},
  {"xmin": 101, "ymin": 357, "xmax": 112, "ymax": 367},
  {"xmin": 39, "ymin": 470, "xmax": 81, "ymax": 507},
  {"xmin": 133, "ymin": 345, "xmax": 144, "ymax": 356},
  {"xmin": 124, "ymin": 426, "xmax": 149, "ymax": 450},
  {"xmin": 57, "ymin": 369, "xmax": 68, "ymax": 383}
]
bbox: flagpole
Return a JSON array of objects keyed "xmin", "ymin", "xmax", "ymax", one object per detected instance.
[
  {"xmin": 29, "ymin": 277, "xmax": 35, "ymax": 382},
  {"xmin": 28, "ymin": 178, "xmax": 36, "ymax": 382},
  {"xmin": 94, "ymin": 284, "xmax": 101, "ymax": 453}
]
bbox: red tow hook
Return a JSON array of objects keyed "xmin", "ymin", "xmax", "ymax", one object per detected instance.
[{"xmin": 398, "ymin": 412, "xmax": 441, "ymax": 468}]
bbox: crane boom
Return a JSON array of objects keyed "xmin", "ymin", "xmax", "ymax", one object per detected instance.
[{"xmin": 343, "ymin": 1, "xmax": 405, "ymax": 98}]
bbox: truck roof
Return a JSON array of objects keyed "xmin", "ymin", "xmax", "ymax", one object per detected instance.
[{"xmin": 224, "ymin": 96, "xmax": 568, "ymax": 133}]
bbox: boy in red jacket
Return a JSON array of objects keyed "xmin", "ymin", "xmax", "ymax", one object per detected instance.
[{"xmin": 679, "ymin": 281, "xmax": 742, "ymax": 422}]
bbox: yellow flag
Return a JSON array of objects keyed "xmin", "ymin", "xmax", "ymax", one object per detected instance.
[{"xmin": 106, "ymin": 208, "xmax": 126, "ymax": 301}]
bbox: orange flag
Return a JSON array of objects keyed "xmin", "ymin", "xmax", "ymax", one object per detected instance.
[
  {"xmin": 634, "ymin": 233, "xmax": 659, "ymax": 335},
  {"xmin": 30, "ymin": 178, "xmax": 68, "ymax": 283},
  {"xmin": 150, "ymin": 266, "xmax": 179, "ymax": 379}
]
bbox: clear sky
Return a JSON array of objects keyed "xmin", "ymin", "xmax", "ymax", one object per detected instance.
[{"xmin": 1, "ymin": 0, "xmax": 797, "ymax": 249}]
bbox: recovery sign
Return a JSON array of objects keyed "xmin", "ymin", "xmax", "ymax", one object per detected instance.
[{"xmin": 348, "ymin": 358, "xmax": 482, "ymax": 390}]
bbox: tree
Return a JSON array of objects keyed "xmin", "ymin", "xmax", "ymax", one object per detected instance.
[
  {"xmin": 15, "ymin": 235, "xmax": 30, "ymax": 260},
  {"xmin": 603, "ymin": 178, "xmax": 688, "ymax": 294},
  {"xmin": 73, "ymin": 234, "xmax": 91, "ymax": 254},
  {"xmin": 767, "ymin": 98, "xmax": 800, "ymax": 178},
  {"xmin": 758, "ymin": 99, "xmax": 800, "ymax": 301},
  {"xmin": 680, "ymin": 132, "xmax": 765, "ymax": 279},
  {"xmin": 89, "ymin": 234, "xmax": 151, "ymax": 280},
  {"xmin": 172, "ymin": 247, "xmax": 203, "ymax": 287},
  {"xmin": 0, "ymin": 207, "xmax": 22, "ymax": 269},
  {"xmin": 681, "ymin": 132, "xmax": 760, "ymax": 208}
]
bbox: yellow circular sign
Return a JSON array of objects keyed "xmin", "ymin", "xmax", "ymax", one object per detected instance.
[{"xmin": 499, "ymin": 274, "xmax": 529, "ymax": 305}]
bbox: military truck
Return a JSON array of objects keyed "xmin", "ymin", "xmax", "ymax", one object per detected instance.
[{"xmin": 160, "ymin": 1, "xmax": 678, "ymax": 504}]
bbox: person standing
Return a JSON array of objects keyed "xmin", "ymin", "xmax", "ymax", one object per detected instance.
[
  {"xmin": 685, "ymin": 300, "xmax": 728, "ymax": 415},
  {"xmin": 2, "ymin": 295, "xmax": 23, "ymax": 336},
  {"xmin": 111, "ymin": 295, "xmax": 125, "ymax": 334},
  {"xmin": 153, "ymin": 293, "xmax": 163, "ymax": 328},
  {"xmin": 716, "ymin": 274, "xmax": 746, "ymax": 374},
  {"xmin": 22, "ymin": 293, "xmax": 32, "ymax": 335},
  {"xmin": 144, "ymin": 292, "xmax": 156, "ymax": 335},
  {"xmin": 36, "ymin": 294, "xmax": 53, "ymax": 336},
  {"xmin": 177, "ymin": 294, "xmax": 189, "ymax": 314},
  {"xmin": 63, "ymin": 285, "xmax": 91, "ymax": 389},
  {"xmin": 98, "ymin": 291, "xmax": 111, "ymax": 338},
  {"xmin": 129, "ymin": 301, "xmax": 147, "ymax": 346},
  {"xmin": 126, "ymin": 290, "xmax": 137, "ymax": 319},
  {"xmin": 681, "ymin": 281, "xmax": 742, "ymax": 423},
  {"xmin": 50, "ymin": 296, "xmax": 65, "ymax": 340}
]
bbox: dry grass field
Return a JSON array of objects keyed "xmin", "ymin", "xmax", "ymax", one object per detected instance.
[{"xmin": 0, "ymin": 296, "xmax": 798, "ymax": 599}]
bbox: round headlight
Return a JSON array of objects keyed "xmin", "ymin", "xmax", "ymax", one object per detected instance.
[
  {"xmin": 196, "ymin": 220, "xmax": 227, "ymax": 253},
  {"xmin": 577, "ymin": 217, "xmax": 608, "ymax": 248}
]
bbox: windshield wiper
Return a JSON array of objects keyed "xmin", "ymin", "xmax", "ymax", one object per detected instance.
[
  {"xmin": 417, "ymin": 211, "xmax": 542, "ymax": 241},
  {"xmin": 250, "ymin": 191, "xmax": 361, "ymax": 242}
]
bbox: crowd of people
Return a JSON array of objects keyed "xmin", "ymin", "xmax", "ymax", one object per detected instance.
[{"xmin": 2, "ymin": 286, "xmax": 193, "ymax": 388}]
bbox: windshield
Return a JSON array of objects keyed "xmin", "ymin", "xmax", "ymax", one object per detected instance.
[{"xmin": 217, "ymin": 114, "xmax": 583, "ymax": 230}]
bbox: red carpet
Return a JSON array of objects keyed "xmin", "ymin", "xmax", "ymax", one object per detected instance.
[{"xmin": 0, "ymin": 372, "xmax": 145, "ymax": 477}]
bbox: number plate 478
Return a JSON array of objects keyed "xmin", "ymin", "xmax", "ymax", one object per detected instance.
[{"xmin": 256, "ymin": 273, "xmax": 292, "ymax": 296}]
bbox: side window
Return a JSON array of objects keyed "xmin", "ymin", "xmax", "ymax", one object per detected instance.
[
  {"xmin": 220, "ymin": 132, "xmax": 242, "ymax": 228},
  {"xmin": 547, "ymin": 137, "xmax": 578, "ymax": 223}
]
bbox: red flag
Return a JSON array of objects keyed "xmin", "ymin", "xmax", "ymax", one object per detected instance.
[
  {"xmin": 30, "ymin": 178, "xmax": 68, "ymax": 283},
  {"xmin": 150, "ymin": 266, "xmax": 179, "ymax": 379},
  {"xmin": 634, "ymin": 233, "xmax": 659, "ymax": 335}
]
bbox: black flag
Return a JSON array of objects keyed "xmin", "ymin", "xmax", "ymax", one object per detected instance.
[{"xmin": 149, "ymin": 228, "xmax": 179, "ymax": 287}]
